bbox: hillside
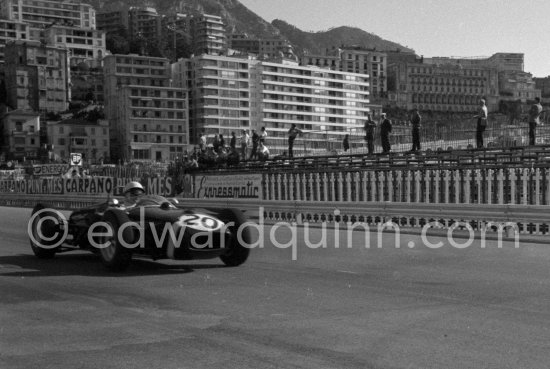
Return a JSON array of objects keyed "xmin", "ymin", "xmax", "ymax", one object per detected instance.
[
  {"xmin": 85, "ymin": 0, "xmax": 414, "ymax": 56},
  {"xmin": 272, "ymin": 19, "xmax": 415, "ymax": 55}
]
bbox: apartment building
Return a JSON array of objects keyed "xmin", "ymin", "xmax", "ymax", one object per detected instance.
[
  {"xmin": 301, "ymin": 46, "xmax": 386, "ymax": 99},
  {"xmin": 499, "ymin": 70, "xmax": 541, "ymax": 102},
  {"xmin": 534, "ymin": 76, "xmax": 550, "ymax": 98},
  {"xmin": 191, "ymin": 13, "xmax": 225, "ymax": 56},
  {"xmin": 46, "ymin": 118, "xmax": 109, "ymax": 163},
  {"xmin": 44, "ymin": 24, "xmax": 105, "ymax": 67},
  {"xmin": 172, "ymin": 55, "xmax": 255, "ymax": 144},
  {"xmin": 254, "ymin": 60, "xmax": 371, "ymax": 152},
  {"xmin": 388, "ymin": 61, "xmax": 499, "ymax": 112},
  {"xmin": 172, "ymin": 55, "xmax": 372, "ymax": 153},
  {"xmin": 104, "ymin": 54, "xmax": 189, "ymax": 162},
  {"xmin": 229, "ymin": 34, "xmax": 295, "ymax": 60},
  {"xmin": 4, "ymin": 40, "xmax": 70, "ymax": 114},
  {"xmin": 1, "ymin": 109, "xmax": 40, "ymax": 160},
  {"xmin": 0, "ymin": 0, "xmax": 96, "ymax": 41},
  {"xmin": 0, "ymin": 18, "xmax": 28, "ymax": 61}
]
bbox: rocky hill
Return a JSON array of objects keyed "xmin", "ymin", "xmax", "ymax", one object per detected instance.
[
  {"xmin": 85, "ymin": 0, "xmax": 414, "ymax": 55},
  {"xmin": 272, "ymin": 19, "xmax": 414, "ymax": 55}
]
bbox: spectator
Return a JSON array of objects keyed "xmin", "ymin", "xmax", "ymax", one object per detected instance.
[
  {"xmin": 259, "ymin": 126, "xmax": 267, "ymax": 144},
  {"xmin": 410, "ymin": 108, "xmax": 422, "ymax": 152},
  {"xmin": 529, "ymin": 97, "xmax": 543, "ymax": 146},
  {"xmin": 364, "ymin": 113, "xmax": 376, "ymax": 154},
  {"xmin": 288, "ymin": 123, "xmax": 302, "ymax": 158},
  {"xmin": 250, "ymin": 129, "xmax": 260, "ymax": 160},
  {"xmin": 212, "ymin": 134, "xmax": 220, "ymax": 152},
  {"xmin": 198, "ymin": 132, "xmax": 207, "ymax": 152},
  {"xmin": 219, "ymin": 133, "xmax": 225, "ymax": 148},
  {"xmin": 343, "ymin": 134, "xmax": 350, "ymax": 152},
  {"xmin": 230, "ymin": 131, "xmax": 236, "ymax": 151},
  {"xmin": 240, "ymin": 129, "xmax": 250, "ymax": 160},
  {"xmin": 258, "ymin": 142, "xmax": 270, "ymax": 161},
  {"xmin": 474, "ymin": 99, "xmax": 488, "ymax": 148},
  {"xmin": 380, "ymin": 113, "xmax": 392, "ymax": 154}
]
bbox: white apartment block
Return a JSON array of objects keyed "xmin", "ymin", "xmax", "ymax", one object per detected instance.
[
  {"xmin": 44, "ymin": 24, "xmax": 105, "ymax": 67},
  {"xmin": 173, "ymin": 55, "xmax": 372, "ymax": 154},
  {"xmin": 301, "ymin": 47, "xmax": 387, "ymax": 99},
  {"xmin": 171, "ymin": 55, "xmax": 256, "ymax": 144},
  {"xmin": 191, "ymin": 13, "xmax": 226, "ymax": 56},
  {"xmin": 254, "ymin": 60, "xmax": 371, "ymax": 152},
  {"xmin": 104, "ymin": 54, "xmax": 189, "ymax": 162}
]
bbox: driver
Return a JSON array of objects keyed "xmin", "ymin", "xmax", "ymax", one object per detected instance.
[{"xmin": 122, "ymin": 181, "xmax": 145, "ymax": 207}]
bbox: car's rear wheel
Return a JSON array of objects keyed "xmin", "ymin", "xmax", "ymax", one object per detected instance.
[
  {"xmin": 29, "ymin": 204, "xmax": 64, "ymax": 259},
  {"xmin": 97, "ymin": 210, "xmax": 135, "ymax": 271},
  {"xmin": 219, "ymin": 209, "xmax": 251, "ymax": 267}
]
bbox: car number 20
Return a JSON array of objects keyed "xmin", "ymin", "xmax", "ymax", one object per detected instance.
[{"xmin": 178, "ymin": 214, "xmax": 222, "ymax": 231}]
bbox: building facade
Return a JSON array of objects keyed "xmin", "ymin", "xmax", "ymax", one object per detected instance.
[
  {"xmin": 229, "ymin": 34, "xmax": 295, "ymax": 60},
  {"xmin": 0, "ymin": 19, "xmax": 28, "ymax": 61},
  {"xmin": 172, "ymin": 55, "xmax": 255, "ymax": 144},
  {"xmin": 300, "ymin": 46, "xmax": 386, "ymax": 100},
  {"xmin": 190, "ymin": 13, "xmax": 225, "ymax": 56},
  {"xmin": 43, "ymin": 24, "xmax": 105, "ymax": 67},
  {"xmin": 4, "ymin": 40, "xmax": 70, "ymax": 114},
  {"xmin": 0, "ymin": 0, "xmax": 96, "ymax": 41},
  {"xmin": 1, "ymin": 109, "xmax": 40, "ymax": 159},
  {"xmin": 104, "ymin": 54, "xmax": 189, "ymax": 162},
  {"xmin": 534, "ymin": 76, "xmax": 550, "ymax": 98},
  {"xmin": 254, "ymin": 60, "xmax": 371, "ymax": 152},
  {"xmin": 388, "ymin": 61, "xmax": 500, "ymax": 112},
  {"xmin": 46, "ymin": 118, "xmax": 109, "ymax": 163},
  {"xmin": 173, "ymin": 55, "xmax": 372, "ymax": 153}
]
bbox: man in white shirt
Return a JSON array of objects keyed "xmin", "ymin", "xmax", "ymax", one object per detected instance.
[
  {"xmin": 240, "ymin": 129, "xmax": 250, "ymax": 160},
  {"xmin": 474, "ymin": 99, "xmax": 488, "ymax": 148}
]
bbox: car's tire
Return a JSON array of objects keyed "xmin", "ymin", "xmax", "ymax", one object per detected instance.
[
  {"xmin": 219, "ymin": 208, "xmax": 251, "ymax": 267},
  {"xmin": 29, "ymin": 204, "xmax": 64, "ymax": 259},
  {"xmin": 97, "ymin": 210, "xmax": 135, "ymax": 271}
]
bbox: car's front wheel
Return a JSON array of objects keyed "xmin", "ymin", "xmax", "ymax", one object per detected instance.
[
  {"xmin": 219, "ymin": 209, "xmax": 251, "ymax": 267},
  {"xmin": 29, "ymin": 204, "xmax": 64, "ymax": 259},
  {"xmin": 97, "ymin": 210, "xmax": 135, "ymax": 271}
]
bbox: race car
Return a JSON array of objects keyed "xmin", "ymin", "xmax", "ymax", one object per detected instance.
[{"xmin": 28, "ymin": 193, "xmax": 253, "ymax": 271}]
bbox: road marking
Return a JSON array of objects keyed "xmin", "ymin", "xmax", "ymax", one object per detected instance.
[{"xmin": 337, "ymin": 270, "xmax": 359, "ymax": 275}]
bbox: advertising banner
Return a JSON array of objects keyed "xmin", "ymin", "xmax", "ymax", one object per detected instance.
[
  {"xmin": 194, "ymin": 174, "xmax": 263, "ymax": 199},
  {"xmin": 32, "ymin": 164, "xmax": 70, "ymax": 177},
  {"xmin": 0, "ymin": 177, "xmax": 175, "ymax": 197}
]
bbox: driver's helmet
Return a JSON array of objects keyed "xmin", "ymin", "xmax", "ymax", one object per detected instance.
[{"xmin": 123, "ymin": 181, "xmax": 145, "ymax": 196}]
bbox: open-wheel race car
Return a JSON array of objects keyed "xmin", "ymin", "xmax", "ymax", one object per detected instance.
[{"xmin": 28, "ymin": 188, "xmax": 253, "ymax": 271}]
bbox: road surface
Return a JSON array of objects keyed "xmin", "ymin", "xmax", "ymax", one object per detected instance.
[{"xmin": 1, "ymin": 206, "xmax": 550, "ymax": 369}]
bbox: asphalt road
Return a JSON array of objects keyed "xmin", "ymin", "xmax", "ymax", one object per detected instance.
[{"xmin": 1, "ymin": 206, "xmax": 550, "ymax": 369}]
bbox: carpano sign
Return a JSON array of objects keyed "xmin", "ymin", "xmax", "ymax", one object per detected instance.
[{"xmin": 195, "ymin": 174, "xmax": 263, "ymax": 199}]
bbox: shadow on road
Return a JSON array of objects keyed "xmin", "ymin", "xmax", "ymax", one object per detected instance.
[{"xmin": 0, "ymin": 253, "xmax": 228, "ymax": 277}]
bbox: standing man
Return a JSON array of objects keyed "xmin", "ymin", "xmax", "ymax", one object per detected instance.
[
  {"xmin": 474, "ymin": 99, "xmax": 488, "ymax": 148},
  {"xmin": 364, "ymin": 113, "xmax": 376, "ymax": 154},
  {"xmin": 410, "ymin": 108, "xmax": 422, "ymax": 152},
  {"xmin": 529, "ymin": 97, "xmax": 543, "ymax": 146},
  {"xmin": 240, "ymin": 129, "xmax": 250, "ymax": 160},
  {"xmin": 198, "ymin": 132, "xmax": 207, "ymax": 152},
  {"xmin": 250, "ymin": 129, "xmax": 260, "ymax": 160},
  {"xmin": 380, "ymin": 113, "xmax": 392, "ymax": 154},
  {"xmin": 288, "ymin": 123, "xmax": 302, "ymax": 158},
  {"xmin": 230, "ymin": 131, "xmax": 236, "ymax": 151}
]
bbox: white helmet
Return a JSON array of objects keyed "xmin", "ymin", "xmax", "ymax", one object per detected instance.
[{"xmin": 123, "ymin": 181, "xmax": 145, "ymax": 195}]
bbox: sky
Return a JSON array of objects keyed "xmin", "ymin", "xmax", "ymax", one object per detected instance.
[{"xmin": 238, "ymin": 0, "xmax": 550, "ymax": 78}]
